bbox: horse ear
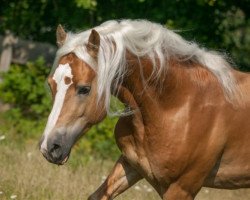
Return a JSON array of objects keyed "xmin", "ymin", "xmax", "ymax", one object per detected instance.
[
  {"xmin": 87, "ymin": 29, "xmax": 100, "ymax": 58},
  {"xmin": 56, "ymin": 24, "xmax": 67, "ymax": 47}
]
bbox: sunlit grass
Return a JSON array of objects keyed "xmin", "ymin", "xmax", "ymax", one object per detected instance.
[
  {"xmin": 1, "ymin": 138, "xmax": 250, "ymax": 199},
  {"xmin": 0, "ymin": 141, "xmax": 159, "ymax": 200}
]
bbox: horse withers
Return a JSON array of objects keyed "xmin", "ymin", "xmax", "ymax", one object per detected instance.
[{"xmin": 39, "ymin": 20, "xmax": 250, "ymax": 200}]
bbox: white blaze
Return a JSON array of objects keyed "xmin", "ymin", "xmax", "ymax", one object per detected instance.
[{"xmin": 41, "ymin": 63, "xmax": 73, "ymax": 150}]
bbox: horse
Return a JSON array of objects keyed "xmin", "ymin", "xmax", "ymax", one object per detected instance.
[{"xmin": 39, "ymin": 19, "xmax": 250, "ymax": 200}]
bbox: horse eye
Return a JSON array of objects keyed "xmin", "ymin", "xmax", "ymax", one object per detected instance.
[{"xmin": 77, "ymin": 86, "xmax": 91, "ymax": 95}]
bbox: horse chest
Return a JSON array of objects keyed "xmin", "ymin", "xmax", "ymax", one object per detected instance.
[{"xmin": 114, "ymin": 117, "xmax": 155, "ymax": 180}]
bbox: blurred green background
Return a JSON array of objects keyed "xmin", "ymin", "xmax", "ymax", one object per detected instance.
[{"xmin": 0, "ymin": 1, "xmax": 250, "ymax": 199}]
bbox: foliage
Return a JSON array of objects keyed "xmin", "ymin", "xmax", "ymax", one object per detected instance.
[
  {"xmin": 0, "ymin": 58, "xmax": 51, "ymax": 139},
  {"xmin": 75, "ymin": 0, "xmax": 97, "ymax": 10},
  {"xmin": 0, "ymin": 0, "xmax": 249, "ymax": 70},
  {"xmin": 0, "ymin": 0, "xmax": 97, "ymax": 42},
  {"xmin": 71, "ymin": 117, "xmax": 119, "ymax": 165},
  {"xmin": 0, "ymin": 58, "xmax": 51, "ymax": 118}
]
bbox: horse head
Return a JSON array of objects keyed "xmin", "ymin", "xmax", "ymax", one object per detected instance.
[{"xmin": 39, "ymin": 26, "xmax": 106, "ymax": 165}]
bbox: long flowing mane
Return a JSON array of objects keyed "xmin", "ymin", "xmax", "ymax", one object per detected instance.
[{"xmin": 53, "ymin": 19, "xmax": 239, "ymax": 111}]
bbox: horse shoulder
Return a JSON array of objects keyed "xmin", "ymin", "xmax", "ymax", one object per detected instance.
[
  {"xmin": 114, "ymin": 114, "xmax": 157, "ymax": 181},
  {"xmin": 114, "ymin": 113, "xmax": 145, "ymax": 161}
]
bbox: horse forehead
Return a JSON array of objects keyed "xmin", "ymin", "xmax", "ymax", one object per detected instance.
[
  {"xmin": 53, "ymin": 63, "xmax": 73, "ymax": 84},
  {"xmin": 71, "ymin": 61, "xmax": 96, "ymax": 83},
  {"xmin": 57, "ymin": 53, "xmax": 96, "ymax": 82}
]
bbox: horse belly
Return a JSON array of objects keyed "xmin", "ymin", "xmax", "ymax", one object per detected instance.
[
  {"xmin": 204, "ymin": 164, "xmax": 250, "ymax": 188},
  {"xmin": 204, "ymin": 138, "xmax": 250, "ymax": 189},
  {"xmin": 204, "ymin": 102, "xmax": 250, "ymax": 189}
]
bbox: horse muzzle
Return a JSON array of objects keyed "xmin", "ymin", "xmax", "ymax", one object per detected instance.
[
  {"xmin": 40, "ymin": 143, "xmax": 71, "ymax": 165},
  {"xmin": 39, "ymin": 119, "xmax": 91, "ymax": 165},
  {"xmin": 39, "ymin": 129, "xmax": 73, "ymax": 165}
]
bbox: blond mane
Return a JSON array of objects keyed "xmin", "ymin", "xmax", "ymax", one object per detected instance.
[{"xmin": 53, "ymin": 19, "xmax": 239, "ymax": 112}]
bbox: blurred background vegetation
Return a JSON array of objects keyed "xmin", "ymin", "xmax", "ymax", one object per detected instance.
[
  {"xmin": 0, "ymin": 0, "xmax": 249, "ymax": 159},
  {"xmin": 0, "ymin": 0, "xmax": 250, "ymax": 199},
  {"xmin": 1, "ymin": 0, "xmax": 250, "ymax": 69}
]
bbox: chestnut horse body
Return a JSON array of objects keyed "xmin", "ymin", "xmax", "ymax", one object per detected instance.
[{"xmin": 39, "ymin": 20, "xmax": 250, "ymax": 199}]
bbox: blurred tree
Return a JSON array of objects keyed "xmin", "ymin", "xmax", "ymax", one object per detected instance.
[
  {"xmin": 0, "ymin": 0, "xmax": 96, "ymax": 42},
  {"xmin": 0, "ymin": 0, "xmax": 249, "ymax": 69}
]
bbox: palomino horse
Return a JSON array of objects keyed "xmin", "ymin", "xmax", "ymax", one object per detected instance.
[{"xmin": 39, "ymin": 19, "xmax": 250, "ymax": 200}]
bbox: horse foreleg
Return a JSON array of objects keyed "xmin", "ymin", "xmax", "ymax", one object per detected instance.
[
  {"xmin": 162, "ymin": 182, "xmax": 195, "ymax": 200},
  {"xmin": 88, "ymin": 156, "xmax": 142, "ymax": 200}
]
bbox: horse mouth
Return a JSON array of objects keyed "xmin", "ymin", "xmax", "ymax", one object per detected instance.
[
  {"xmin": 41, "ymin": 149, "xmax": 71, "ymax": 165},
  {"xmin": 60, "ymin": 154, "xmax": 69, "ymax": 165},
  {"xmin": 56, "ymin": 151, "xmax": 71, "ymax": 165}
]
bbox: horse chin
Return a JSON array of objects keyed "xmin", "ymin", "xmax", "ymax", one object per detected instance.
[
  {"xmin": 57, "ymin": 127, "xmax": 89, "ymax": 165},
  {"xmin": 54, "ymin": 155, "xmax": 70, "ymax": 165},
  {"xmin": 58, "ymin": 151, "xmax": 71, "ymax": 165}
]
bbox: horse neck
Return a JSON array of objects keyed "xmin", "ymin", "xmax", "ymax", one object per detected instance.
[{"xmin": 117, "ymin": 55, "xmax": 221, "ymax": 122}]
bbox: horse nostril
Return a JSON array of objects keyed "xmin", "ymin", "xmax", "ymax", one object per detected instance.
[
  {"xmin": 53, "ymin": 144, "xmax": 61, "ymax": 150},
  {"xmin": 49, "ymin": 143, "xmax": 62, "ymax": 160}
]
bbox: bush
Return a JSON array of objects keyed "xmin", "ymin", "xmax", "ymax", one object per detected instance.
[
  {"xmin": 0, "ymin": 58, "xmax": 51, "ymax": 140},
  {"xmin": 0, "ymin": 57, "xmax": 51, "ymax": 118}
]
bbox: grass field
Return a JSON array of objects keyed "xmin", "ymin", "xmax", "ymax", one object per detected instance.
[{"xmin": 1, "ymin": 137, "xmax": 250, "ymax": 200}]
